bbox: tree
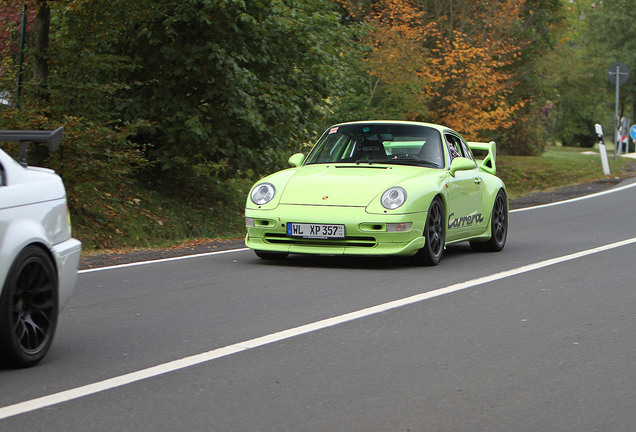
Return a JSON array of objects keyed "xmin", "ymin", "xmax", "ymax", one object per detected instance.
[
  {"xmin": 33, "ymin": 0, "xmax": 49, "ymax": 98},
  {"xmin": 359, "ymin": 0, "xmax": 532, "ymax": 139},
  {"xmin": 0, "ymin": 0, "xmax": 36, "ymax": 104},
  {"xmin": 333, "ymin": 0, "xmax": 564, "ymax": 154},
  {"xmin": 539, "ymin": 0, "xmax": 609, "ymax": 148},
  {"xmin": 0, "ymin": 0, "xmax": 148, "ymax": 196},
  {"xmin": 586, "ymin": 0, "xmax": 636, "ymax": 138},
  {"xmin": 92, "ymin": 0, "xmax": 357, "ymax": 178}
]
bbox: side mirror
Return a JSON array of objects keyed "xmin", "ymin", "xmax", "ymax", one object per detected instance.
[
  {"xmin": 288, "ymin": 153, "xmax": 305, "ymax": 167},
  {"xmin": 449, "ymin": 157, "xmax": 475, "ymax": 176}
]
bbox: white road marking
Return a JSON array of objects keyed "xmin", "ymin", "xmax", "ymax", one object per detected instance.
[
  {"xmin": 510, "ymin": 180, "xmax": 636, "ymax": 212},
  {"xmin": 79, "ymin": 248, "xmax": 250, "ymax": 274},
  {"xmin": 3, "ymin": 236, "xmax": 636, "ymax": 420}
]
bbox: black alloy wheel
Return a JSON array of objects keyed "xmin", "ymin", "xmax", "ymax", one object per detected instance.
[
  {"xmin": 0, "ymin": 246, "xmax": 59, "ymax": 368},
  {"xmin": 470, "ymin": 189, "xmax": 508, "ymax": 252},
  {"xmin": 412, "ymin": 197, "xmax": 445, "ymax": 266}
]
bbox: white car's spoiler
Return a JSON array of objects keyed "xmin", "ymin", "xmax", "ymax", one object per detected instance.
[{"xmin": 0, "ymin": 127, "xmax": 64, "ymax": 167}]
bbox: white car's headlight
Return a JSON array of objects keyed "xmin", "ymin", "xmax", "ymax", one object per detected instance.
[
  {"xmin": 381, "ymin": 187, "xmax": 407, "ymax": 210},
  {"xmin": 251, "ymin": 183, "xmax": 276, "ymax": 205}
]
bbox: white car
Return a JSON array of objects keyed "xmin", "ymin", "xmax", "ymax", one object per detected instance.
[{"xmin": 0, "ymin": 128, "xmax": 81, "ymax": 368}]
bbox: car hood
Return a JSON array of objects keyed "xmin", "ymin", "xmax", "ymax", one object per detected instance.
[{"xmin": 279, "ymin": 164, "xmax": 435, "ymax": 206}]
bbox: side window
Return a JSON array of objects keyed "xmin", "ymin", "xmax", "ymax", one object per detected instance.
[
  {"xmin": 0, "ymin": 162, "xmax": 5, "ymax": 186},
  {"xmin": 444, "ymin": 134, "xmax": 464, "ymax": 159},
  {"xmin": 458, "ymin": 139, "xmax": 476, "ymax": 162}
]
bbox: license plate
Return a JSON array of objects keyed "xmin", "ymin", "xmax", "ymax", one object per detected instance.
[{"xmin": 287, "ymin": 223, "xmax": 345, "ymax": 239}]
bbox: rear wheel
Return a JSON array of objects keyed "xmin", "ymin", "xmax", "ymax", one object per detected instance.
[
  {"xmin": 411, "ymin": 197, "xmax": 445, "ymax": 266},
  {"xmin": 0, "ymin": 246, "xmax": 59, "ymax": 368},
  {"xmin": 255, "ymin": 251, "xmax": 289, "ymax": 261},
  {"xmin": 470, "ymin": 189, "xmax": 508, "ymax": 252}
]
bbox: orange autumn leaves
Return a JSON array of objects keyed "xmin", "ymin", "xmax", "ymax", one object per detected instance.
[{"xmin": 363, "ymin": 0, "xmax": 529, "ymax": 140}]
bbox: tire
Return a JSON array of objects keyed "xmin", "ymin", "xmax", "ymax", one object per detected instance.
[
  {"xmin": 255, "ymin": 251, "xmax": 289, "ymax": 261},
  {"xmin": 411, "ymin": 197, "xmax": 445, "ymax": 266},
  {"xmin": 0, "ymin": 246, "xmax": 59, "ymax": 368},
  {"xmin": 470, "ymin": 189, "xmax": 508, "ymax": 252}
]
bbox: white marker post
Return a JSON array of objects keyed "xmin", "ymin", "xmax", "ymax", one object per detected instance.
[{"xmin": 596, "ymin": 124, "xmax": 611, "ymax": 176}]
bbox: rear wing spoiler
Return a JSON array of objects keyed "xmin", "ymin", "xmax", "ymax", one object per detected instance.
[
  {"xmin": 467, "ymin": 140, "xmax": 496, "ymax": 175},
  {"xmin": 0, "ymin": 127, "xmax": 64, "ymax": 167}
]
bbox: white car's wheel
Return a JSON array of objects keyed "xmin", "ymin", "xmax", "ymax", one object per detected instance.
[{"xmin": 0, "ymin": 246, "xmax": 59, "ymax": 368}]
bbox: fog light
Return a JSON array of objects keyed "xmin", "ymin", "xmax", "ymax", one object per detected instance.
[
  {"xmin": 387, "ymin": 222, "xmax": 412, "ymax": 232},
  {"xmin": 245, "ymin": 217, "xmax": 255, "ymax": 227}
]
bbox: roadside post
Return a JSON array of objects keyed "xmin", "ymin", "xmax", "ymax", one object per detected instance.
[
  {"xmin": 596, "ymin": 124, "xmax": 611, "ymax": 176},
  {"xmin": 608, "ymin": 62, "xmax": 630, "ymax": 160}
]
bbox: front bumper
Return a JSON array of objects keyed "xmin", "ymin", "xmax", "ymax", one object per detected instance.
[
  {"xmin": 52, "ymin": 237, "xmax": 82, "ymax": 309},
  {"xmin": 245, "ymin": 204, "xmax": 427, "ymax": 256}
]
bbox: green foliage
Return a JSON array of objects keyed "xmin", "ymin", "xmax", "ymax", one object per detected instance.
[
  {"xmin": 586, "ymin": 0, "xmax": 636, "ymax": 124},
  {"xmin": 0, "ymin": 102, "xmax": 149, "ymax": 194},
  {"xmin": 537, "ymin": 1, "xmax": 610, "ymax": 148},
  {"xmin": 0, "ymin": 0, "xmax": 150, "ymax": 199},
  {"xmin": 0, "ymin": 0, "xmax": 149, "ymax": 237},
  {"xmin": 105, "ymin": 0, "xmax": 357, "ymax": 178},
  {"xmin": 490, "ymin": 112, "xmax": 547, "ymax": 156}
]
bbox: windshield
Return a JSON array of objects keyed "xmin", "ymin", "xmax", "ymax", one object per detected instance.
[{"xmin": 305, "ymin": 124, "xmax": 444, "ymax": 168}]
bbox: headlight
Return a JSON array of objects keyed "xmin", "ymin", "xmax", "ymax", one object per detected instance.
[
  {"xmin": 381, "ymin": 187, "xmax": 407, "ymax": 210},
  {"xmin": 251, "ymin": 183, "xmax": 276, "ymax": 205}
]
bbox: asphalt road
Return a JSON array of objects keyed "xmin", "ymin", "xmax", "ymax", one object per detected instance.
[{"xmin": 2, "ymin": 180, "xmax": 636, "ymax": 431}]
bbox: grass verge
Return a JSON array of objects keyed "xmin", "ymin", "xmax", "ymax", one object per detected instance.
[
  {"xmin": 71, "ymin": 172, "xmax": 253, "ymax": 254},
  {"xmin": 497, "ymin": 145, "xmax": 635, "ymax": 198}
]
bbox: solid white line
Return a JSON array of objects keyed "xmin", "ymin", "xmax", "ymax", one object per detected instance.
[
  {"xmin": 510, "ymin": 180, "xmax": 636, "ymax": 213},
  {"xmin": 3, "ymin": 236, "xmax": 636, "ymax": 420},
  {"xmin": 78, "ymin": 248, "xmax": 250, "ymax": 274}
]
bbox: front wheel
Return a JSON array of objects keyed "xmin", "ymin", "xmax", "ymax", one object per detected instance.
[
  {"xmin": 470, "ymin": 189, "xmax": 508, "ymax": 252},
  {"xmin": 411, "ymin": 197, "xmax": 445, "ymax": 266},
  {"xmin": 0, "ymin": 246, "xmax": 59, "ymax": 368}
]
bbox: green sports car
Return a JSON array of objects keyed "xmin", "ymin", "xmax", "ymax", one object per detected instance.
[{"xmin": 245, "ymin": 121, "xmax": 508, "ymax": 265}]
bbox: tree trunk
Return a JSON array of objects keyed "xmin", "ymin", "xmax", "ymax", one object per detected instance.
[{"xmin": 33, "ymin": 0, "xmax": 50, "ymax": 100}]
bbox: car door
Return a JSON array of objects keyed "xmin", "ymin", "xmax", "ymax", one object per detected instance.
[{"xmin": 444, "ymin": 133, "xmax": 485, "ymax": 240}]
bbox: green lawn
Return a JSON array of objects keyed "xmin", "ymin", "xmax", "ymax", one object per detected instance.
[{"xmin": 497, "ymin": 145, "xmax": 635, "ymax": 198}]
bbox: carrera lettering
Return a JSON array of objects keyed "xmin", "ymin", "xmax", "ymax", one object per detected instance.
[{"xmin": 448, "ymin": 212, "xmax": 484, "ymax": 229}]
